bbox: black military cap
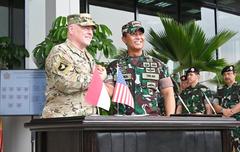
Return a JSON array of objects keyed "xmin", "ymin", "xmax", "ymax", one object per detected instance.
[
  {"xmin": 180, "ymin": 75, "xmax": 187, "ymax": 81},
  {"xmin": 186, "ymin": 67, "xmax": 200, "ymax": 75},
  {"xmin": 221, "ymin": 65, "xmax": 235, "ymax": 75}
]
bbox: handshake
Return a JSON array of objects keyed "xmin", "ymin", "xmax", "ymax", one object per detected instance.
[{"xmin": 96, "ymin": 65, "xmax": 107, "ymax": 81}]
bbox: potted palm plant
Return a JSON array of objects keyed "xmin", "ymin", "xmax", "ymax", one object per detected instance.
[
  {"xmin": 33, "ymin": 16, "xmax": 117, "ymax": 69},
  {"xmin": 0, "ymin": 36, "xmax": 29, "ymax": 69},
  {"xmin": 147, "ymin": 14, "xmax": 236, "ymax": 74}
]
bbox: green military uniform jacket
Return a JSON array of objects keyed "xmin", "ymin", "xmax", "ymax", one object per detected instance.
[
  {"xmin": 106, "ymin": 53, "xmax": 173, "ymax": 115},
  {"xmin": 215, "ymin": 82, "xmax": 240, "ymax": 120},
  {"xmin": 178, "ymin": 83, "xmax": 213, "ymax": 114},
  {"xmin": 214, "ymin": 82, "xmax": 240, "ymax": 148}
]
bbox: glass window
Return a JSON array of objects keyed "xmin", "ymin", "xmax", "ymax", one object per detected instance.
[
  {"xmin": 139, "ymin": 14, "xmax": 163, "ymax": 51},
  {"xmin": 217, "ymin": 11, "xmax": 240, "ymax": 64},
  {"xmin": 196, "ymin": 7, "xmax": 215, "ymax": 38},
  {"xmin": 180, "ymin": 1, "xmax": 202, "ymax": 22},
  {"xmin": 138, "ymin": 0, "xmax": 178, "ymax": 72},
  {"xmin": 12, "ymin": 0, "xmax": 25, "ymax": 45},
  {"xmin": 89, "ymin": 5, "xmax": 134, "ymax": 59},
  {"xmin": 0, "ymin": 1, "xmax": 9, "ymax": 37},
  {"xmin": 195, "ymin": 7, "xmax": 216, "ymax": 90},
  {"xmin": 0, "ymin": 0, "xmax": 25, "ymax": 69},
  {"xmin": 217, "ymin": 0, "xmax": 240, "ymax": 15},
  {"xmin": 138, "ymin": 0, "xmax": 178, "ymax": 50},
  {"xmin": 89, "ymin": 0, "xmax": 134, "ymax": 13},
  {"xmin": 0, "ymin": 0, "xmax": 24, "ymax": 44}
]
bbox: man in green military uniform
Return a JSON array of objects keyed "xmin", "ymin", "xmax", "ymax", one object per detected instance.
[
  {"xmin": 176, "ymin": 67, "xmax": 213, "ymax": 114},
  {"xmin": 179, "ymin": 75, "xmax": 189, "ymax": 92},
  {"xmin": 42, "ymin": 13, "xmax": 107, "ymax": 118},
  {"xmin": 106, "ymin": 21, "xmax": 175, "ymax": 116},
  {"xmin": 213, "ymin": 65, "xmax": 240, "ymax": 151}
]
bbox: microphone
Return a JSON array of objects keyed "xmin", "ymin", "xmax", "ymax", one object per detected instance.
[
  {"xmin": 177, "ymin": 95, "xmax": 191, "ymax": 114},
  {"xmin": 201, "ymin": 91, "xmax": 217, "ymax": 114}
]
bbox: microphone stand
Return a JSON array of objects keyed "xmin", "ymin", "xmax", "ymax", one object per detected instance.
[
  {"xmin": 177, "ymin": 94, "xmax": 191, "ymax": 114},
  {"xmin": 202, "ymin": 92, "xmax": 217, "ymax": 114}
]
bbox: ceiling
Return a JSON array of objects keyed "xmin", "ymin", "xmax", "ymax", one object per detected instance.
[
  {"xmin": 89, "ymin": 0, "xmax": 240, "ymax": 21},
  {"xmin": 0, "ymin": 0, "xmax": 24, "ymax": 9}
]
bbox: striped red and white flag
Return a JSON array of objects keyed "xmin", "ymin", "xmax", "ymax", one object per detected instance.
[
  {"xmin": 112, "ymin": 67, "xmax": 134, "ymax": 108},
  {"xmin": 85, "ymin": 68, "xmax": 110, "ymax": 111}
]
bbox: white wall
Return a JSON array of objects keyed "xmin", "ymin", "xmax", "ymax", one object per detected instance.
[
  {"xmin": 3, "ymin": 117, "xmax": 32, "ymax": 152},
  {"xmin": 90, "ymin": 5, "xmax": 134, "ymax": 62}
]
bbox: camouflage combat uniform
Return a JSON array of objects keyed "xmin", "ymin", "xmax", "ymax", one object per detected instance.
[
  {"xmin": 42, "ymin": 39, "xmax": 96, "ymax": 118},
  {"xmin": 178, "ymin": 83, "xmax": 213, "ymax": 114},
  {"xmin": 214, "ymin": 82, "xmax": 240, "ymax": 151},
  {"xmin": 106, "ymin": 54, "xmax": 173, "ymax": 115}
]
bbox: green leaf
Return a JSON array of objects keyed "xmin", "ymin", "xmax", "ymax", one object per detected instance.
[
  {"xmin": 147, "ymin": 13, "xmax": 235, "ymax": 74},
  {"xmin": 33, "ymin": 16, "xmax": 117, "ymax": 68},
  {"xmin": 61, "ymin": 27, "xmax": 67, "ymax": 40}
]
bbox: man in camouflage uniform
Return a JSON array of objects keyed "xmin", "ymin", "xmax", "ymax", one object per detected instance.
[
  {"xmin": 42, "ymin": 13, "xmax": 107, "ymax": 118},
  {"xmin": 173, "ymin": 75, "xmax": 189, "ymax": 113},
  {"xmin": 106, "ymin": 21, "xmax": 175, "ymax": 116},
  {"xmin": 179, "ymin": 75, "xmax": 189, "ymax": 92},
  {"xmin": 176, "ymin": 67, "xmax": 213, "ymax": 114},
  {"xmin": 213, "ymin": 65, "xmax": 240, "ymax": 151}
]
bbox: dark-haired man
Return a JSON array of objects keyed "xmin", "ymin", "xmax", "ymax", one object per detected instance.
[
  {"xmin": 213, "ymin": 65, "xmax": 240, "ymax": 151},
  {"xmin": 106, "ymin": 21, "xmax": 175, "ymax": 116},
  {"xmin": 180, "ymin": 75, "xmax": 189, "ymax": 92},
  {"xmin": 176, "ymin": 67, "xmax": 213, "ymax": 114}
]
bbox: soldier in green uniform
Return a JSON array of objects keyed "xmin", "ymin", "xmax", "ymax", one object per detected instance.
[
  {"xmin": 42, "ymin": 13, "xmax": 107, "ymax": 118},
  {"xmin": 105, "ymin": 21, "xmax": 175, "ymax": 116},
  {"xmin": 180, "ymin": 75, "xmax": 189, "ymax": 92},
  {"xmin": 213, "ymin": 65, "xmax": 240, "ymax": 151},
  {"xmin": 176, "ymin": 67, "xmax": 213, "ymax": 114}
]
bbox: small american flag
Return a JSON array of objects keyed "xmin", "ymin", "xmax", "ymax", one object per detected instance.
[{"xmin": 112, "ymin": 67, "xmax": 134, "ymax": 108}]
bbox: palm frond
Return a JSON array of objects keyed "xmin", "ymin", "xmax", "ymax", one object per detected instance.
[
  {"xmin": 147, "ymin": 13, "xmax": 236, "ymax": 75},
  {"xmin": 113, "ymin": 49, "xmax": 128, "ymax": 59},
  {"xmin": 146, "ymin": 49, "xmax": 169, "ymax": 64}
]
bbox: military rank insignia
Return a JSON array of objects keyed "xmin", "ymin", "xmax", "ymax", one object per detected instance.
[{"xmin": 58, "ymin": 63, "xmax": 68, "ymax": 71}]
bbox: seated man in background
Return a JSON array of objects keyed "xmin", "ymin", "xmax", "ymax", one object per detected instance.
[
  {"xmin": 176, "ymin": 67, "xmax": 213, "ymax": 114},
  {"xmin": 213, "ymin": 65, "xmax": 240, "ymax": 151},
  {"xmin": 42, "ymin": 13, "xmax": 107, "ymax": 118}
]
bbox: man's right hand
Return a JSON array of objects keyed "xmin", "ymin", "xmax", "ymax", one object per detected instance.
[
  {"xmin": 96, "ymin": 65, "xmax": 107, "ymax": 80},
  {"xmin": 222, "ymin": 108, "xmax": 234, "ymax": 117}
]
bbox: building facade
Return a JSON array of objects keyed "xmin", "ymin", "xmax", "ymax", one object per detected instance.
[{"xmin": 1, "ymin": 0, "xmax": 240, "ymax": 152}]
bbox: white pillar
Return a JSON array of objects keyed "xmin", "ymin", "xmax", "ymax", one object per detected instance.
[
  {"xmin": 25, "ymin": 0, "xmax": 46, "ymax": 69},
  {"xmin": 25, "ymin": 0, "xmax": 79, "ymax": 69},
  {"xmin": 56, "ymin": 0, "xmax": 79, "ymax": 16}
]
